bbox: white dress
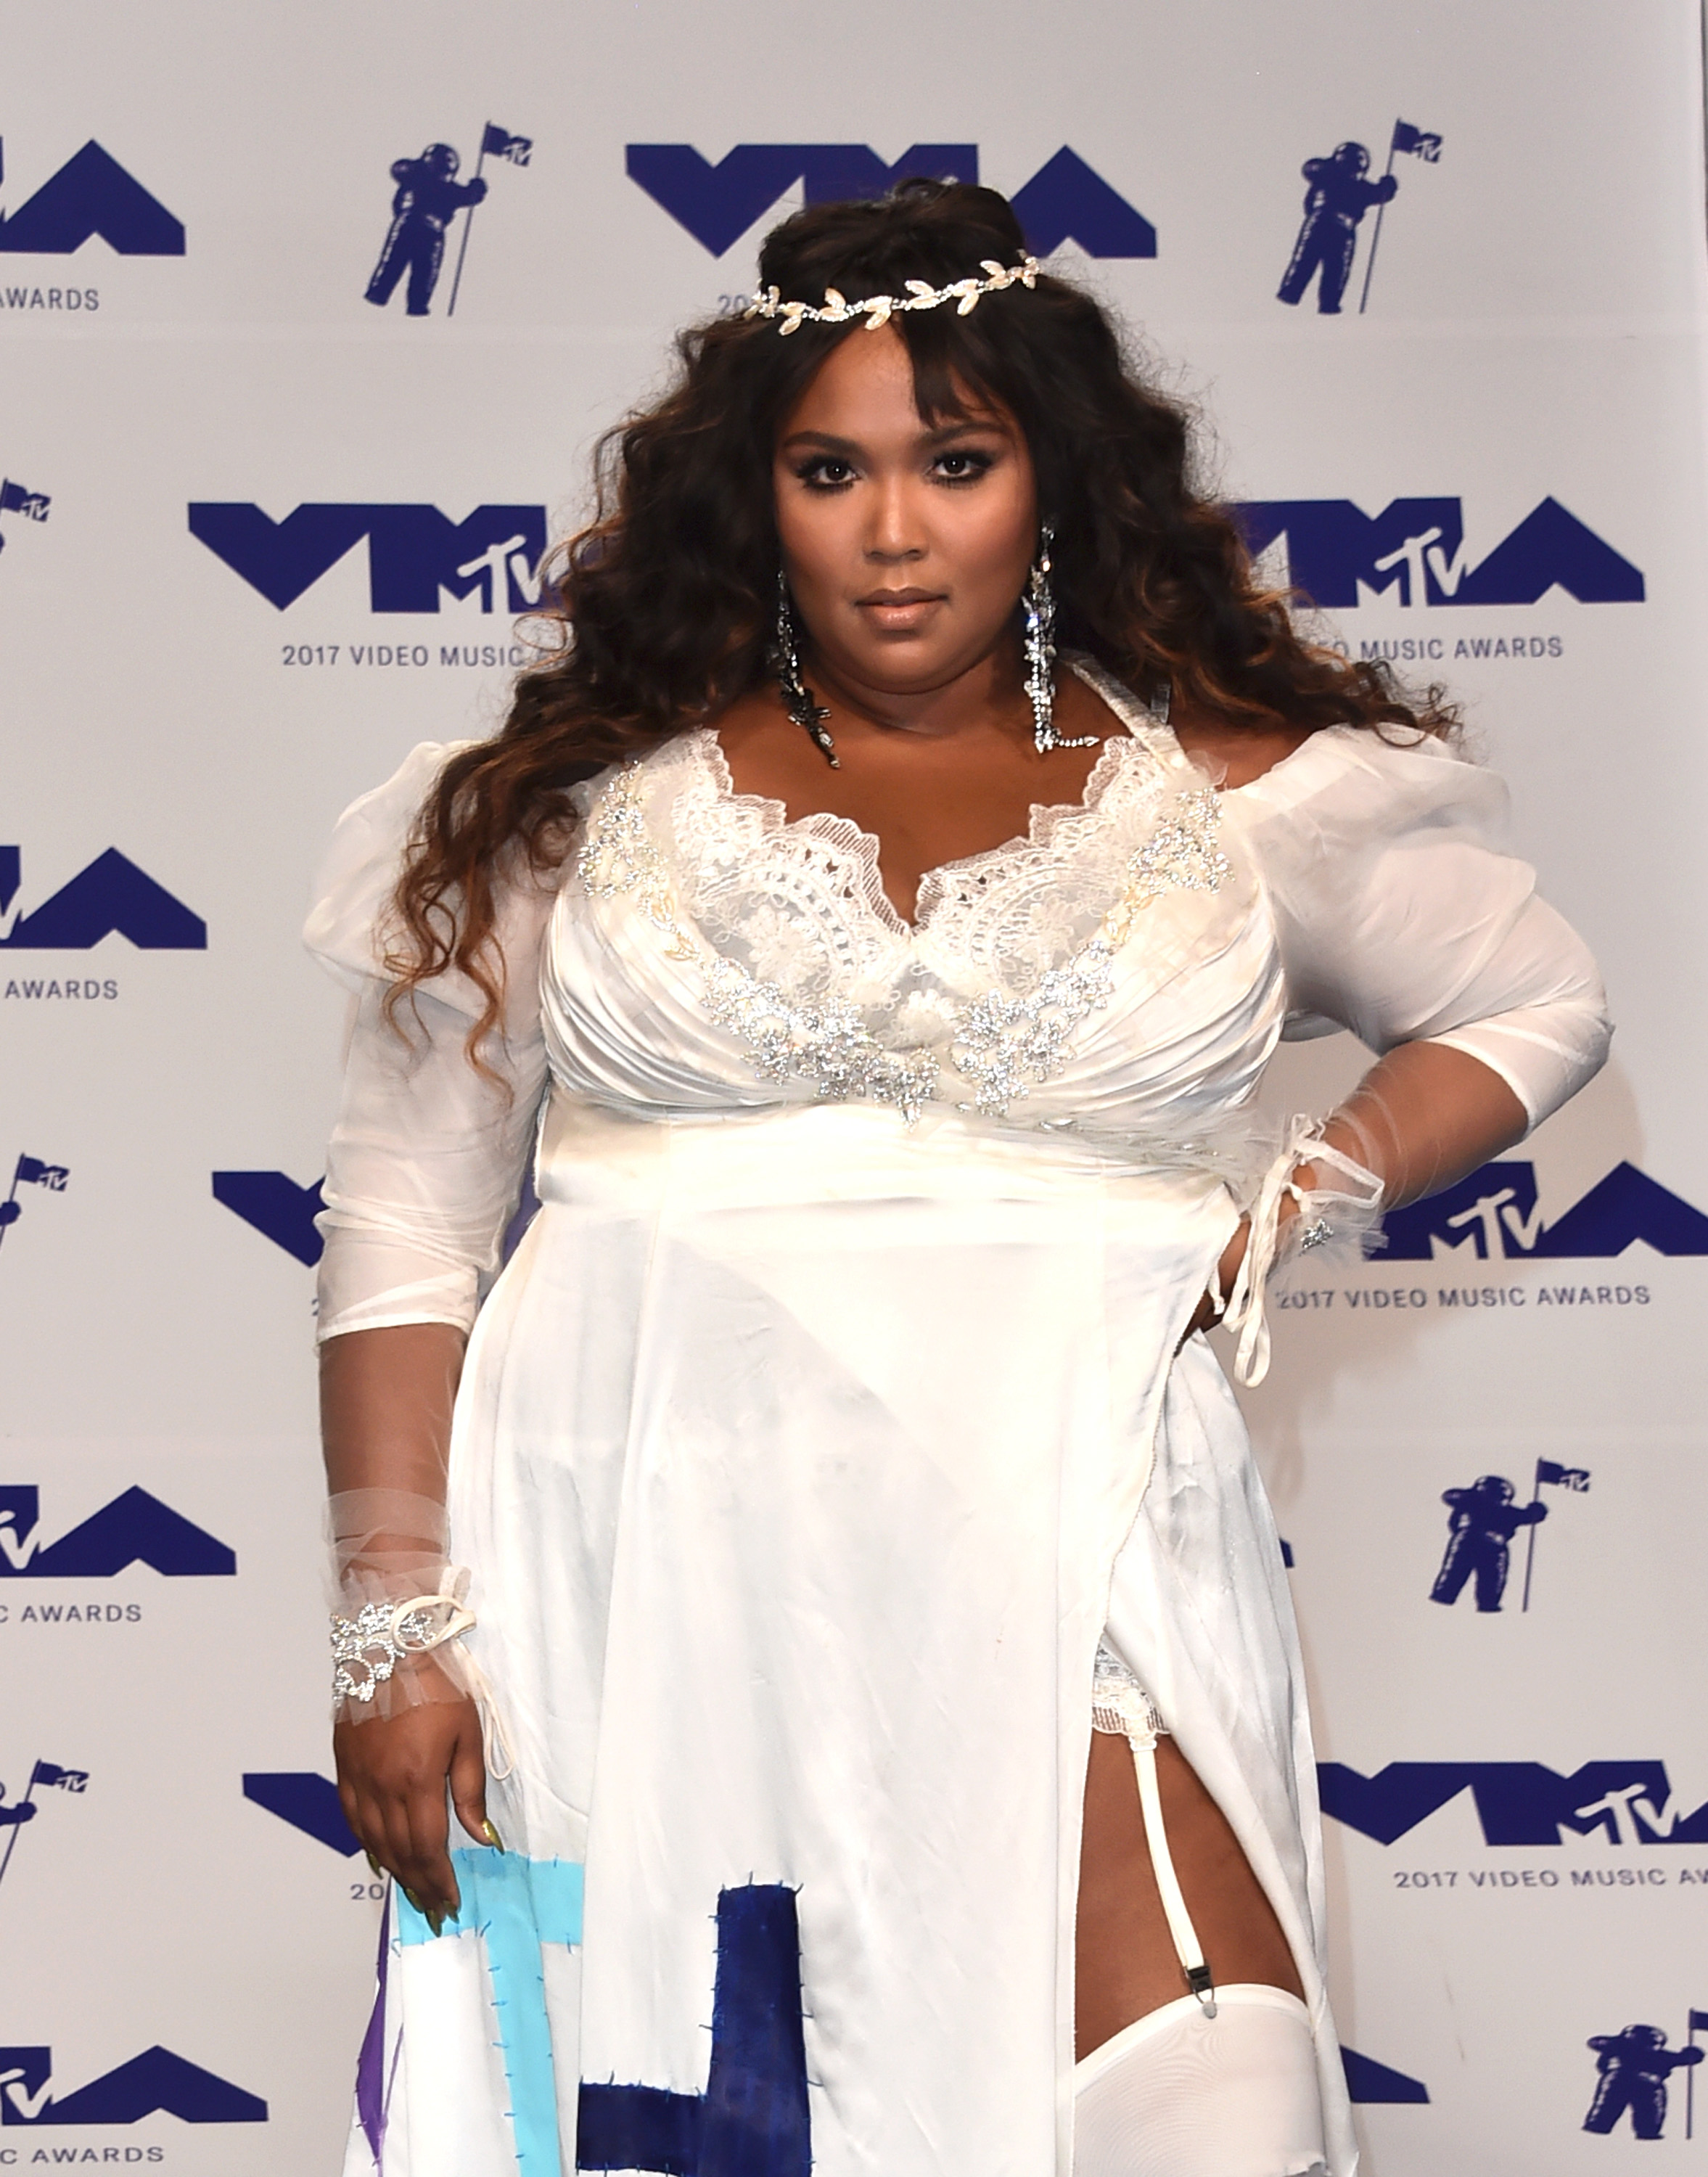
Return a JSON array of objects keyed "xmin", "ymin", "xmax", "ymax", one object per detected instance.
[{"xmin": 307, "ymin": 663, "xmax": 1609, "ymax": 2177}]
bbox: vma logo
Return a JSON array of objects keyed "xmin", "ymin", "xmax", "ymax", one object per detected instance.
[
  {"xmin": 243, "ymin": 1771, "xmax": 358, "ymax": 1856},
  {"xmin": 0, "ymin": 844, "xmax": 205, "ymax": 950},
  {"xmin": 1321, "ymin": 1759, "xmax": 1708, "ymax": 1848},
  {"xmin": 0, "ymin": 1486, "xmax": 235, "ymax": 1578},
  {"xmin": 627, "ymin": 144, "xmax": 1154, "ymax": 259},
  {"xmin": 0, "ymin": 138, "xmax": 184, "ymax": 255},
  {"xmin": 1236, "ymin": 496, "xmax": 1643, "ymax": 608},
  {"xmin": 0, "ymin": 2047, "xmax": 263, "ymax": 2127},
  {"xmin": 1384, "ymin": 1159, "xmax": 1708, "ymax": 1263},
  {"xmin": 188, "ymin": 502, "xmax": 546, "ymax": 613},
  {"xmin": 213, "ymin": 1171, "xmax": 324, "ymax": 1266}
]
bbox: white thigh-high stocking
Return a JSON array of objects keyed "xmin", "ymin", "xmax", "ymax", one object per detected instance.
[{"xmin": 1072, "ymin": 1985, "xmax": 1327, "ymax": 2177}]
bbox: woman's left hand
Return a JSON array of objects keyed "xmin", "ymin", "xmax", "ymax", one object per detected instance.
[{"xmin": 1177, "ymin": 1218, "xmax": 1251, "ymax": 1350}]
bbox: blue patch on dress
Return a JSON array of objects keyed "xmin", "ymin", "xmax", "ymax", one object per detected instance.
[
  {"xmin": 397, "ymin": 1850, "xmax": 584, "ymax": 2174},
  {"xmin": 577, "ymin": 1884, "xmax": 810, "ymax": 2177}
]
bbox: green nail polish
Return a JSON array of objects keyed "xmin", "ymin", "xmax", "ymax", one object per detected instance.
[
  {"xmin": 403, "ymin": 1888, "xmax": 425, "ymax": 1914},
  {"xmin": 364, "ymin": 1850, "xmax": 383, "ymax": 1879},
  {"xmin": 481, "ymin": 1819, "xmax": 506, "ymax": 1852}
]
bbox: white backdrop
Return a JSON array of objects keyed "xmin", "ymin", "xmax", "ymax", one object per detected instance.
[{"xmin": 3, "ymin": 2, "xmax": 1707, "ymax": 2170}]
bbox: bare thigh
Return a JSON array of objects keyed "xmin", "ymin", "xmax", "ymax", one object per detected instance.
[{"xmin": 1075, "ymin": 1728, "xmax": 1305, "ymax": 2061}]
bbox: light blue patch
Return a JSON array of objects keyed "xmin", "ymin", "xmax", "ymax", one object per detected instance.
[{"xmin": 396, "ymin": 1850, "xmax": 583, "ymax": 2175}]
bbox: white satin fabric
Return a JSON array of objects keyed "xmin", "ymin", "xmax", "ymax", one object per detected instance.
[{"xmin": 308, "ymin": 666, "xmax": 1609, "ymax": 2177}]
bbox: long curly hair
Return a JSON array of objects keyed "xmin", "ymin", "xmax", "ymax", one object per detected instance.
[{"xmin": 390, "ymin": 177, "xmax": 1456, "ymax": 1051}]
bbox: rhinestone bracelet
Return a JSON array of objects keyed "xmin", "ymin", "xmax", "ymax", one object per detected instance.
[{"xmin": 330, "ymin": 1589, "xmax": 477, "ymax": 1707}]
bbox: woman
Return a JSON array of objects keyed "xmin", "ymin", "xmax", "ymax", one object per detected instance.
[{"xmin": 308, "ymin": 180, "xmax": 1609, "ymax": 2177}]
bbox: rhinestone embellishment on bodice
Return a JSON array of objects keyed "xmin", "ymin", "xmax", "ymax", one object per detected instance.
[{"xmin": 575, "ymin": 707, "xmax": 1231, "ymax": 1126}]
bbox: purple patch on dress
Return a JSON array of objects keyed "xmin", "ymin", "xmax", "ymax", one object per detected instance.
[{"xmin": 356, "ymin": 1891, "xmax": 391, "ymax": 2166}]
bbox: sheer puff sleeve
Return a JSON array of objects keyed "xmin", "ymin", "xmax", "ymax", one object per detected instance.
[
  {"xmin": 1225, "ymin": 727, "xmax": 1611, "ymax": 1131},
  {"xmin": 303, "ymin": 742, "xmax": 564, "ymax": 1343}
]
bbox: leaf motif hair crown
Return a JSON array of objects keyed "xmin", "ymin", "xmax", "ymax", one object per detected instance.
[{"xmin": 744, "ymin": 255, "xmax": 1041, "ymax": 336}]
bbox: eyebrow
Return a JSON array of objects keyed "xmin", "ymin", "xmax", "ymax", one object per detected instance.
[{"xmin": 779, "ymin": 419, "xmax": 1012, "ymax": 454}]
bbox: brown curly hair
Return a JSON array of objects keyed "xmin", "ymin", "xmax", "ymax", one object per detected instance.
[{"xmin": 390, "ymin": 177, "xmax": 1456, "ymax": 1053}]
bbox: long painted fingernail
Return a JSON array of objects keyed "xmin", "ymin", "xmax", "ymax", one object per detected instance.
[
  {"xmin": 481, "ymin": 1819, "xmax": 505, "ymax": 1852},
  {"xmin": 425, "ymin": 1906, "xmax": 447, "ymax": 1938},
  {"xmin": 364, "ymin": 1850, "xmax": 383, "ymax": 1879},
  {"xmin": 403, "ymin": 1887, "xmax": 425, "ymax": 1914}
]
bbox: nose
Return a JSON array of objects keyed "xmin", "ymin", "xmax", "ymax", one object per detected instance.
[{"xmin": 863, "ymin": 473, "xmax": 926, "ymax": 565}]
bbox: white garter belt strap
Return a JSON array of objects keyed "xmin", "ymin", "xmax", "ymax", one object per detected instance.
[{"xmin": 1092, "ymin": 1643, "xmax": 1216, "ymax": 2017}]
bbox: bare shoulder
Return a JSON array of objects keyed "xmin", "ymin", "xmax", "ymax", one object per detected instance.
[{"xmin": 1169, "ymin": 705, "xmax": 1315, "ymax": 790}]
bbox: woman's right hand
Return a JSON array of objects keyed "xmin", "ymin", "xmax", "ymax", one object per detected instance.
[{"xmin": 333, "ymin": 1660, "xmax": 493, "ymax": 1927}]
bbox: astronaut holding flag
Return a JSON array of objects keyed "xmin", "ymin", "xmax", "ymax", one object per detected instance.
[
  {"xmin": 0, "ymin": 1155, "xmax": 69, "ymax": 1250},
  {"xmin": 0, "ymin": 1762, "xmax": 90, "ymax": 1901},
  {"xmin": 1276, "ymin": 119, "xmax": 1443, "ymax": 316}
]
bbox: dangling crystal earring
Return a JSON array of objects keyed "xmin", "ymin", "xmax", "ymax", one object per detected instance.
[
  {"xmin": 772, "ymin": 572, "xmax": 838, "ymax": 766},
  {"xmin": 1023, "ymin": 525, "xmax": 1096, "ymax": 756}
]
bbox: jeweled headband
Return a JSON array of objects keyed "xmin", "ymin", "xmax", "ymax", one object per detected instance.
[{"xmin": 744, "ymin": 254, "xmax": 1041, "ymax": 335}]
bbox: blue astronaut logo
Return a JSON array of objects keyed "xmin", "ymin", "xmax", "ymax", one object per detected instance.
[
  {"xmin": 0, "ymin": 2046, "xmax": 265, "ymax": 2126},
  {"xmin": 0, "ymin": 136, "xmax": 184, "ymax": 255},
  {"xmin": 188, "ymin": 501, "xmax": 546, "ymax": 613},
  {"xmin": 1278, "ymin": 120, "xmax": 1442, "ymax": 315},
  {"xmin": 0, "ymin": 1154, "xmax": 68, "ymax": 1256},
  {"xmin": 0, "ymin": 476, "xmax": 49, "ymax": 562},
  {"xmin": 0, "ymin": 1760, "xmax": 87, "ymax": 1906},
  {"xmin": 1, "ymin": 840, "xmax": 206, "ymax": 950},
  {"xmin": 628, "ymin": 144, "xmax": 1155, "ymax": 259},
  {"xmin": 1582, "ymin": 2019, "xmax": 1705, "ymax": 2141},
  {"xmin": 213, "ymin": 1171, "xmax": 325, "ymax": 1266},
  {"xmin": 0, "ymin": 1485, "xmax": 234, "ymax": 1578},
  {"xmin": 1431, "ymin": 1459, "xmax": 1589, "ymax": 1614},
  {"xmin": 364, "ymin": 124, "xmax": 531, "ymax": 319},
  {"xmin": 1235, "ymin": 499, "xmax": 1643, "ymax": 610}
]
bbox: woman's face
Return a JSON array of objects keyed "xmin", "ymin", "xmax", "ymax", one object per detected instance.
[{"xmin": 772, "ymin": 324, "xmax": 1038, "ymax": 700}]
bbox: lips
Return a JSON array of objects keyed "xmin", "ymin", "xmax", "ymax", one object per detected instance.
[{"xmin": 855, "ymin": 588, "xmax": 945, "ymax": 607}]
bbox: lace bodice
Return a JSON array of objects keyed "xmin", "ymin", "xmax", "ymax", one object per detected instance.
[
  {"xmin": 570, "ymin": 668, "xmax": 1240, "ymax": 1124},
  {"xmin": 304, "ymin": 665, "xmax": 1611, "ymax": 1338}
]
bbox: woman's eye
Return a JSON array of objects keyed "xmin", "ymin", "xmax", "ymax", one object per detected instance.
[
  {"xmin": 797, "ymin": 457, "xmax": 856, "ymax": 490},
  {"xmin": 933, "ymin": 449, "xmax": 995, "ymax": 485}
]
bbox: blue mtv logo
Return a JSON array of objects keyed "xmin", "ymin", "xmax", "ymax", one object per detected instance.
[
  {"xmin": 1342, "ymin": 2049, "xmax": 1429, "ymax": 2104},
  {"xmin": 187, "ymin": 502, "xmax": 547, "ymax": 612},
  {"xmin": 0, "ymin": 2046, "xmax": 263, "ymax": 2126},
  {"xmin": 1383, "ymin": 1159, "xmax": 1708, "ymax": 1261},
  {"xmin": 0, "ymin": 138, "xmax": 184, "ymax": 255},
  {"xmin": 1235, "ymin": 496, "xmax": 1643, "ymax": 608},
  {"xmin": 1320, "ymin": 1759, "xmax": 1708, "ymax": 1847},
  {"xmin": 626, "ymin": 144, "xmax": 1155, "ymax": 259},
  {"xmin": 213, "ymin": 1171, "xmax": 324, "ymax": 1266},
  {"xmin": 0, "ymin": 1486, "xmax": 234, "ymax": 1578},
  {"xmin": 0, "ymin": 477, "xmax": 50, "ymax": 563},
  {"xmin": 0, "ymin": 843, "xmax": 205, "ymax": 949},
  {"xmin": 243, "ymin": 1771, "xmax": 359, "ymax": 1856}
]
